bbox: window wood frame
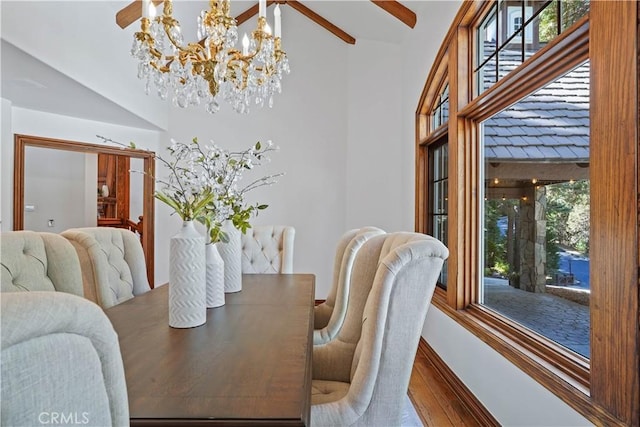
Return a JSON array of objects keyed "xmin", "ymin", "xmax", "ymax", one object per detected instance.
[
  {"xmin": 415, "ymin": 1, "xmax": 639, "ymax": 425},
  {"xmin": 416, "ymin": 49, "xmax": 449, "ymax": 237}
]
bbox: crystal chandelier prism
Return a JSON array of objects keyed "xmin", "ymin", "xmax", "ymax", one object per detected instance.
[{"xmin": 131, "ymin": 0, "xmax": 290, "ymax": 114}]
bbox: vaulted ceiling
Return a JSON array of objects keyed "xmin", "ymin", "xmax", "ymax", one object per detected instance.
[{"xmin": 1, "ymin": 1, "xmax": 435, "ymax": 130}]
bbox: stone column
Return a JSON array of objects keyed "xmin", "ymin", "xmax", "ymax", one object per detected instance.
[
  {"xmin": 517, "ymin": 186, "xmax": 547, "ymax": 293},
  {"xmin": 506, "ymin": 204, "xmax": 515, "ymax": 271}
]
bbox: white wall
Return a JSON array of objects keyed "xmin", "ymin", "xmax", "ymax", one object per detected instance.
[
  {"xmin": 23, "ymin": 147, "xmax": 92, "ymax": 233},
  {"xmin": 130, "ymin": 157, "xmax": 144, "ymax": 221},
  {"xmin": 84, "ymin": 154, "xmax": 98, "ymax": 225},
  {"xmin": 345, "ymin": 39, "xmax": 404, "ymax": 232},
  {"xmin": 422, "ymin": 308, "xmax": 590, "ymax": 426},
  {"xmin": 164, "ymin": 7, "xmax": 349, "ymax": 295},
  {"xmin": 1, "ymin": 98, "xmax": 13, "ymax": 232},
  {"xmin": 1, "ymin": 1, "xmax": 168, "ymax": 130}
]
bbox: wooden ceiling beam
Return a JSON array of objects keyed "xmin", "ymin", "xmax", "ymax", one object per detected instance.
[
  {"xmin": 286, "ymin": 0, "xmax": 356, "ymax": 45},
  {"xmin": 236, "ymin": 1, "xmax": 355, "ymax": 45},
  {"xmin": 370, "ymin": 0, "xmax": 417, "ymax": 28},
  {"xmin": 117, "ymin": 0, "xmax": 358, "ymax": 45}
]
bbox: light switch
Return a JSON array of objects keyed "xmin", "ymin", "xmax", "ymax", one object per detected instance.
[{"xmin": 25, "ymin": 205, "xmax": 35, "ymax": 212}]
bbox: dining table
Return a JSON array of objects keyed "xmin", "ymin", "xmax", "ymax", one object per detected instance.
[{"xmin": 105, "ymin": 273, "xmax": 316, "ymax": 426}]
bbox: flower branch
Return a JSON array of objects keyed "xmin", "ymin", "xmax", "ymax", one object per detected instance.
[{"xmin": 96, "ymin": 135, "xmax": 282, "ymax": 242}]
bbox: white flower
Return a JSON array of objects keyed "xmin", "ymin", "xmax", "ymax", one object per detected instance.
[{"xmin": 97, "ymin": 134, "xmax": 281, "ymax": 237}]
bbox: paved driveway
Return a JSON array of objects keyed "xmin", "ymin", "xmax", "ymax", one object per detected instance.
[{"xmin": 483, "ymin": 278, "xmax": 590, "ymax": 358}]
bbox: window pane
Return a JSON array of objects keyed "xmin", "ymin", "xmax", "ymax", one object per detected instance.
[
  {"xmin": 480, "ymin": 61, "xmax": 590, "ymax": 358},
  {"xmin": 436, "ymin": 215, "xmax": 448, "ymax": 285},
  {"xmin": 441, "ymin": 85, "xmax": 449, "ymax": 124},
  {"xmin": 536, "ymin": 1, "xmax": 559, "ymax": 44},
  {"xmin": 523, "ymin": 0, "xmax": 555, "ymax": 60},
  {"xmin": 434, "ymin": 181, "xmax": 445, "ymax": 214},
  {"xmin": 524, "ymin": 0, "xmax": 550, "ymax": 22},
  {"xmin": 441, "ymin": 142, "xmax": 448, "ymax": 180},
  {"xmin": 431, "ymin": 84, "xmax": 450, "ymax": 130},
  {"xmin": 476, "ymin": 0, "xmax": 589, "ymax": 96},
  {"xmin": 432, "ymin": 106, "xmax": 441, "ymax": 129},
  {"xmin": 561, "ymin": 0, "xmax": 589, "ymax": 31},
  {"xmin": 497, "ymin": 0, "xmax": 509, "ymax": 45},
  {"xmin": 433, "ymin": 144, "xmax": 441, "ymax": 174},
  {"xmin": 478, "ymin": 7, "xmax": 497, "ymax": 64},
  {"xmin": 433, "ymin": 180, "xmax": 441, "ymax": 214},
  {"xmin": 498, "ymin": 45, "xmax": 522, "ymax": 79},
  {"xmin": 504, "ymin": 3, "xmax": 532, "ymax": 46},
  {"xmin": 429, "ymin": 142, "xmax": 449, "ymax": 288},
  {"xmin": 477, "ymin": 62, "xmax": 497, "ymax": 94}
]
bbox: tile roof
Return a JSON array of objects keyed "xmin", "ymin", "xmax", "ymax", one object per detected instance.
[{"xmin": 483, "ymin": 53, "xmax": 589, "ymax": 162}]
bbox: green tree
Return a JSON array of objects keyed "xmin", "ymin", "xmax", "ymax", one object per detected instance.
[
  {"xmin": 538, "ymin": 0, "xmax": 590, "ymax": 43},
  {"xmin": 546, "ymin": 227, "xmax": 560, "ymax": 274},
  {"xmin": 567, "ymin": 203, "xmax": 589, "ymax": 253},
  {"xmin": 484, "ymin": 200, "xmax": 503, "ymax": 273},
  {"xmin": 484, "ymin": 199, "xmax": 516, "ymax": 276},
  {"xmin": 546, "ymin": 180, "xmax": 590, "ymax": 256}
]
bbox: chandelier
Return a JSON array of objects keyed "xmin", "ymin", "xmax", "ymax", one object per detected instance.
[{"xmin": 130, "ymin": 0, "xmax": 290, "ymax": 114}]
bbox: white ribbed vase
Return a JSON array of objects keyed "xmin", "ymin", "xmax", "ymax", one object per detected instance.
[
  {"xmin": 205, "ymin": 242, "xmax": 225, "ymax": 308},
  {"xmin": 169, "ymin": 220, "xmax": 206, "ymax": 328},
  {"xmin": 218, "ymin": 220, "xmax": 242, "ymax": 293}
]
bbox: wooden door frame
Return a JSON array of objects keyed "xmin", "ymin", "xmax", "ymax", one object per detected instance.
[{"xmin": 13, "ymin": 134, "xmax": 155, "ymax": 286}]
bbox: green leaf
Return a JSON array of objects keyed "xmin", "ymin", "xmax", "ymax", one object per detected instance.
[
  {"xmin": 155, "ymin": 192, "xmax": 187, "ymax": 220},
  {"xmin": 209, "ymin": 227, "xmax": 222, "ymax": 243},
  {"xmin": 255, "ymin": 141, "xmax": 261, "ymax": 150},
  {"xmin": 129, "ymin": 141, "xmax": 137, "ymax": 149},
  {"xmin": 192, "ymin": 192, "xmax": 215, "ymax": 217},
  {"xmin": 257, "ymin": 204, "xmax": 268, "ymax": 210},
  {"xmin": 218, "ymin": 229, "xmax": 230, "ymax": 243}
]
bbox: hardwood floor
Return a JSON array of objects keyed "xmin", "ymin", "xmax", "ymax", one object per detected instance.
[{"xmin": 408, "ymin": 346, "xmax": 484, "ymax": 427}]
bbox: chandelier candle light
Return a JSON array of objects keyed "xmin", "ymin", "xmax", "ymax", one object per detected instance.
[{"xmin": 131, "ymin": 0, "xmax": 290, "ymax": 114}]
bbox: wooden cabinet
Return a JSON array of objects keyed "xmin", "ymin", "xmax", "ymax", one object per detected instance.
[{"xmin": 97, "ymin": 154, "xmax": 129, "ymax": 220}]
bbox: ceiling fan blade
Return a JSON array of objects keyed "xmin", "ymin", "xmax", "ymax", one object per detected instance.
[
  {"xmin": 370, "ymin": 1, "xmax": 416, "ymax": 28},
  {"xmin": 115, "ymin": 0, "xmax": 163, "ymax": 29},
  {"xmin": 287, "ymin": 0, "xmax": 356, "ymax": 45}
]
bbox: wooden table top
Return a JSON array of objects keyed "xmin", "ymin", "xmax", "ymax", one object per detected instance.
[{"xmin": 106, "ymin": 274, "xmax": 315, "ymax": 427}]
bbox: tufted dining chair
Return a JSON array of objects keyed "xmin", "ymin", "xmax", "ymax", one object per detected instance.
[
  {"xmin": 61, "ymin": 227, "xmax": 150, "ymax": 309},
  {"xmin": 1, "ymin": 230, "xmax": 83, "ymax": 295},
  {"xmin": 1, "ymin": 291, "xmax": 129, "ymax": 426},
  {"xmin": 314, "ymin": 226, "xmax": 385, "ymax": 345},
  {"xmin": 311, "ymin": 232, "xmax": 448, "ymax": 427},
  {"xmin": 241, "ymin": 225, "xmax": 295, "ymax": 274}
]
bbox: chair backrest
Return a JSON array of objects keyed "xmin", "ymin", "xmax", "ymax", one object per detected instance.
[
  {"xmin": 241, "ymin": 225, "xmax": 295, "ymax": 274},
  {"xmin": 1, "ymin": 291, "xmax": 129, "ymax": 426},
  {"xmin": 1, "ymin": 230, "xmax": 83, "ymax": 296},
  {"xmin": 314, "ymin": 227, "xmax": 384, "ymax": 345},
  {"xmin": 61, "ymin": 227, "xmax": 150, "ymax": 309},
  {"xmin": 311, "ymin": 232, "xmax": 448, "ymax": 426}
]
